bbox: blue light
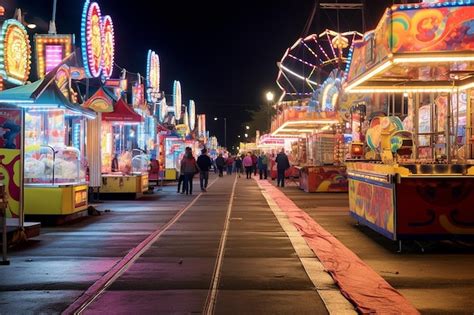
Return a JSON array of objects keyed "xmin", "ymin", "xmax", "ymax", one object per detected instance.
[{"xmin": 81, "ymin": 0, "xmax": 91, "ymax": 78}]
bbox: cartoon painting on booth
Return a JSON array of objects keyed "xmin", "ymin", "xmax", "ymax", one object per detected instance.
[
  {"xmin": 349, "ymin": 179, "xmax": 395, "ymax": 237},
  {"xmin": 0, "ymin": 109, "xmax": 22, "ymax": 219},
  {"xmin": 397, "ymin": 178, "xmax": 474, "ymax": 236}
]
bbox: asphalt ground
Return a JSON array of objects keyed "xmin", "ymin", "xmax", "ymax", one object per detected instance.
[
  {"xmin": 275, "ymin": 179, "xmax": 474, "ymax": 314},
  {"xmin": 0, "ymin": 174, "xmax": 347, "ymax": 314}
]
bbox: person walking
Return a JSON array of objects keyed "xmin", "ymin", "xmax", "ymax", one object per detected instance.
[
  {"xmin": 251, "ymin": 152, "xmax": 258, "ymax": 176},
  {"xmin": 258, "ymin": 152, "xmax": 269, "ymax": 180},
  {"xmin": 215, "ymin": 153, "xmax": 225, "ymax": 177},
  {"xmin": 180, "ymin": 147, "xmax": 199, "ymax": 195},
  {"xmin": 177, "ymin": 154, "xmax": 185, "ymax": 193},
  {"xmin": 275, "ymin": 148, "xmax": 290, "ymax": 187},
  {"xmin": 226, "ymin": 155, "xmax": 234, "ymax": 175},
  {"xmin": 243, "ymin": 152, "xmax": 253, "ymax": 179},
  {"xmin": 197, "ymin": 148, "xmax": 212, "ymax": 192},
  {"xmin": 234, "ymin": 155, "xmax": 243, "ymax": 178}
]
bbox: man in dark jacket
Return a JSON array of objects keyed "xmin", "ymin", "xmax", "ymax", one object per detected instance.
[
  {"xmin": 197, "ymin": 148, "xmax": 213, "ymax": 191},
  {"xmin": 275, "ymin": 148, "xmax": 290, "ymax": 187},
  {"xmin": 215, "ymin": 153, "xmax": 225, "ymax": 177}
]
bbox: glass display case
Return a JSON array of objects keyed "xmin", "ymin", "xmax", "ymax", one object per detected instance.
[
  {"xmin": 25, "ymin": 146, "xmax": 85, "ymax": 184},
  {"xmin": 165, "ymin": 137, "xmax": 185, "ymax": 171},
  {"xmin": 24, "ymin": 110, "xmax": 87, "ymax": 185},
  {"xmin": 131, "ymin": 150, "xmax": 150, "ymax": 173}
]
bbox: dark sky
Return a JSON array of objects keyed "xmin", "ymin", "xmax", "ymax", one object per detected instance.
[{"xmin": 6, "ymin": 0, "xmax": 401, "ymax": 148}]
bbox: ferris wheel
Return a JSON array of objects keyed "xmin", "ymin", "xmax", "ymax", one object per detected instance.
[{"xmin": 276, "ymin": 29, "xmax": 362, "ymax": 103}]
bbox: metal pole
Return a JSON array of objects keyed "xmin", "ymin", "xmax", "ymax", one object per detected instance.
[
  {"xmin": 1, "ymin": 182, "xmax": 9, "ymax": 265},
  {"xmin": 52, "ymin": 0, "xmax": 57, "ymax": 22},
  {"xmin": 447, "ymin": 92, "xmax": 452, "ymax": 163}
]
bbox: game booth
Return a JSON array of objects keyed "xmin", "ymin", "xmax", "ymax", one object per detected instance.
[
  {"xmin": 0, "ymin": 66, "xmax": 96, "ymax": 218},
  {"xmin": 87, "ymin": 93, "xmax": 148, "ymax": 198},
  {"xmin": 271, "ymin": 100, "xmax": 348, "ymax": 191},
  {"xmin": 344, "ymin": 0, "xmax": 474, "ymax": 242},
  {"xmin": 0, "ymin": 16, "xmax": 41, "ymax": 238}
]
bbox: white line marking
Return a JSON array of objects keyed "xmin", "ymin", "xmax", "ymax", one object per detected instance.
[
  {"xmin": 260, "ymin": 188, "xmax": 356, "ymax": 315},
  {"xmin": 203, "ymin": 175, "xmax": 238, "ymax": 315},
  {"xmin": 64, "ymin": 177, "xmax": 220, "ymax": 315}
]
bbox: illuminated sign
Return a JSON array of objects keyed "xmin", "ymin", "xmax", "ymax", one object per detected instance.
[
  {"xmin": 173, "ymin": 80, "xmax": 182, "ymax": 120},
  {"xmin": 101, "ymin": 15, "xmax": 114, "ymax": 78},
  {"xmin": 132, "ymin": 83, "xmax": 145, "ymax": 108},
  {"xmin": 81, "ymin": 0, "xmax": 103, "ymax": 78},
  {"xmin": 188, "ymin": 100, "xmax": 196, "ymax": 130},
  {"xmin": 146, "ymin": 50, "xmax": 160, "ymax": 103},
  {"xmin": 34, "ymin": 34, "xmax": 73, "ymax": 78},
  {"xmin": 0, "ymin": 19, "xmax": 31, "ymax": 85},
  {"xmin": 55, "ymin": 64, "xmax": 71, "ymax": 101}
]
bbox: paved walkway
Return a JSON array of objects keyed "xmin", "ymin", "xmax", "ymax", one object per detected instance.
[
  {"xmin": 0, "ymin": 174, "xmax": 353, "ymax": 314},
  {"xmin": 279, "ymin": 183, "xmax": 474, "ymax": 314}
]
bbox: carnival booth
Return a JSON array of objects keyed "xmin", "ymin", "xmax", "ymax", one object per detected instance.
[
  {"xmin": 0, "ymin": 16, "xmax": 41, "ymax": 237},
  {"xmin": 345, "ymin": 0, "xmax": 474, "ymax": 241},
  {"xmin": 0, "ymin": 67, "xmax": 96, "ymax": 216},
  {"xmin": 96, "ymin": 97, "xmax": 148, "ymax": 197}
]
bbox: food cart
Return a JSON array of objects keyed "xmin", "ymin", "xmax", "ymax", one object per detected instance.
[{"xmin": 344, "ymin": 1, "xmax": 474, "ymax": 241}]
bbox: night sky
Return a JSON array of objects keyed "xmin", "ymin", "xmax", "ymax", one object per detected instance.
[{"xmin": 6, "ymin": 0, "xmax": 403, "ymax": 148}]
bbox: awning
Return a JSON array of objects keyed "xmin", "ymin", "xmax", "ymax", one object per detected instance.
[
  {"xmin": 0, "ymin": 78, "xmax": 96, "ymax": 119},
  {"xmin": 345, "ymin": 3, "xmax": 474, "ymax": 93},
  {"xmin": 101, "ymin": 98, "xmax": 143, "ymax": 123},
  {"xmin": 271, "ymin": 105, "xmax": 339, "ymax": 137},
  {"xmin": 83, "ymin": 87, "xmax": 115, "ymax": 113}
]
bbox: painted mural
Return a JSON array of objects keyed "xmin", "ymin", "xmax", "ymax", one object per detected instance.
[
  {"xmin": 397, "ymin": 178, "xmax": 474, "ymax": 237},
  {"xmin": 347, "ymin": 4, "xmax": 474, "ymax": 83},
  {"xmin": 349, "ymin": 178, "xmax": 395, "ymax": 238},
  {"xmin": 0, "ymin": 108, "xmax": 22, "ymax": 219}
]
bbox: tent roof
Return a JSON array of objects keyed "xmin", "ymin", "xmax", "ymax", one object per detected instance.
[{"xmin": 102, "ymin": 98, "xmax": 143, "ymax": 123}]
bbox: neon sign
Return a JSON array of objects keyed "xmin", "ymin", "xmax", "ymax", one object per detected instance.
[
  {"xmin": 0, "ymin": 19, "xmax": 31, "ymax": 85},
  {"xmin": 81, "ymin": 0, "xmax": 102, "ymax": 78},
  {"xmin": 189, "ymin": 100, "xmax": 196, "ymax": 131},
  {"xmin": 146, "ymin": 50, "xmax": 160, "ymax": 103},
  {"xmin": 101, "ymin": 15, "xmax": 114, "ymax": 78},
  {"xmin": 173, "ymin": 80, "xmax": 182, "ymax": 120},
  {"xmin": 34, "ymin": 34, "xmax": 73, "ymax": 78}
]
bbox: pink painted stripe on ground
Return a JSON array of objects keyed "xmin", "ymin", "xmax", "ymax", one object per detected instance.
[{"xmin": 256, "ymin": 179, "xmax": 419, "ymax": 314}]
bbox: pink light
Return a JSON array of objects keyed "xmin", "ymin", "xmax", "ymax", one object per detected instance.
[{"xmin": 45, "ymin": 45, "xmax": 64, "ymax": 73}]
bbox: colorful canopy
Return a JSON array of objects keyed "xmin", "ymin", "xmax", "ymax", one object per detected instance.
[{"xmin": 101, "ymin": 98, "xmax": 143, "ymax": 123}]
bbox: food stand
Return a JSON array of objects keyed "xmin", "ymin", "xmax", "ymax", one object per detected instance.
[{"xmin": 345, "ymin": 1, "xmax": 474, "ymax": 241}]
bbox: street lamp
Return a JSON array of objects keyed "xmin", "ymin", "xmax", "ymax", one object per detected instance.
[
  {"xmin": 214, "ymin": 117, "xmax": 227, "ymax": 149},
  {"xmin": 265, "ymin": 91, "xmax": 275, "ymax": 132},
  {"xmin": 244, "ymin": 133, "xmax": 248, "ymax": 138},
  {"xmin": 266, "ymin": 91, "xmax": 274, "ymax": 102},
  {"xmin": 245, "ymin": 125, "xmax": 250, "ymax": 130}
]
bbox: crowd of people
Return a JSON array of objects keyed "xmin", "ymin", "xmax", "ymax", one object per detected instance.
[{"xmin": 176, "ymin": 148, "xmax": 291, "ymax": 195}]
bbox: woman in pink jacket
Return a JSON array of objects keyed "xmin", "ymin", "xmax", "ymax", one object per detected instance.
[{"xmin": 242, "ymin": 152, "xmax": 253, "ymax": 179}]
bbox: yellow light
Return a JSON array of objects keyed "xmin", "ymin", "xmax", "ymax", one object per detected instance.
[
  {"xmin": 272, "ymin": 119, "xmax": 339, "ymax": 136},
  {"xmin": 266, "ymin": 91, "xmax": 274, "ymax": 101},
  {"xmin": 346, "ymin": 87, "xmax": 454, "ymax": 94},
  {"xmin": 394, "ymin": 55, "xmax": 474, "ymax": 64},
  {"xmin": 345, "ymin": 60, "xmax": 393, "ymax": 91},
  {"xmin": 459, "ymin": 81, "xmax": 474, "ymax": 91}
]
